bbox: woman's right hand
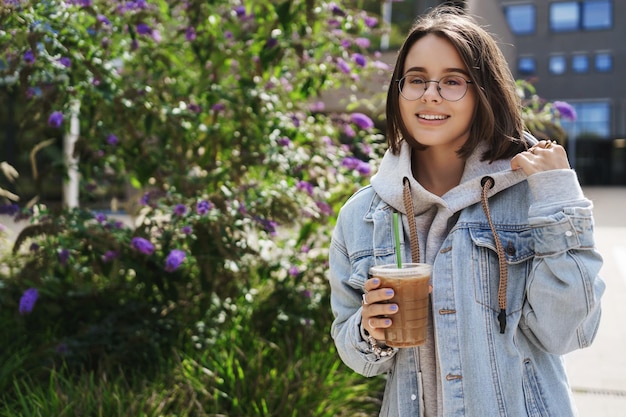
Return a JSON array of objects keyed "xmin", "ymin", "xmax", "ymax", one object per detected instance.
[{"xmin": 362, "ymin": 277, "xmax": 398, "ymax": 341}]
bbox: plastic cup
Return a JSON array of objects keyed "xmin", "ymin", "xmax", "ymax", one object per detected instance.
[{"xmin": 369, "ymin": 263, "xmax": 431, "ymax": 347}]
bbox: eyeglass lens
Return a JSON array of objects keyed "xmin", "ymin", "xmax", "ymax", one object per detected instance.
[{"xmin": 398, "ymin": 74, "xmax": 470, "ymax": 102}]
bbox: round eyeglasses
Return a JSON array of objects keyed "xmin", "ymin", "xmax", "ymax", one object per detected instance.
[{"xmin": 397, "ymin": 74, "xmax": 473, "ymax": 102}]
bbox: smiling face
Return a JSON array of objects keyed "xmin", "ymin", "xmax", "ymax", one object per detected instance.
[{"xmin": 398, "ymin": 34, "xmax": 476, "ymax": 152}]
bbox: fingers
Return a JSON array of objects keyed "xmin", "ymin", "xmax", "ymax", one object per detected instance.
[
  {"xmin": 511, "ymin": 139, "xmax": 570, "ymax": 175},
  {"xmin": 362, "ymin": 280, "xmax": 397, "ymax": 338}
]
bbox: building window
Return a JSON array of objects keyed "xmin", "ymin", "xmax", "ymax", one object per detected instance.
[
  {"xmin": 550, "ymin": 2, "xmax": 580, "ymax": 32},
  {"xmin": 549, "ymin": 1, "xmax": 613, "ymax": 32},
  {"xmin": 572, "ymin": 54, "xmax": 589, "ymax": 73},
  {"xmin": 504, "ymin": 4, "xmax": 536, "ymax": 35},
  {"xmin": 549, "ymin": 55, "xmax": 567, "ymax": 74},
  {"xmin": 518, "ymin": 56, "xmax": 536, "ymax": 75},
  {"xmin": 594, "ymin": 52, "xmax": 613, "ymax": 72},
  {"xmin": 582, "ymin": 0, "xmax": 612, "ymax": 30},
  {"xmin": 560, "ymin": 101, "xmax": 611, "ymax": 140}
]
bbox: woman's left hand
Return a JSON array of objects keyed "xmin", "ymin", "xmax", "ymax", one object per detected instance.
[{"xmin": 511, "ymin": 140, "xmax": 571, "ymax": 176}]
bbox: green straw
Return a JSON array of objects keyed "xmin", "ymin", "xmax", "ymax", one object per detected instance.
[{"xmin": 393, "ymin": 212, "xmax": 402, "ymax": 268}]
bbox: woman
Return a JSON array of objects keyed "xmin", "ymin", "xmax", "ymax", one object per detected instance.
[{"xmin": 328, "ymin": 6, "xmax": 605, "ymax": 417}]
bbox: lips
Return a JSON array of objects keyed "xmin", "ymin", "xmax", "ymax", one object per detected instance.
[{"xmin": 417, "ymin": 113, "xmax": 448, "ymax": 120}]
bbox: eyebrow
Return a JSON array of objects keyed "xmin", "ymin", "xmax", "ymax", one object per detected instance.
[{"xmin": 404, "ymin": 66, "xmax": 470, "ymax": 76}]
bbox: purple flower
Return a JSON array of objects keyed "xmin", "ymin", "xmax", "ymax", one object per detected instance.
[
  {"xmin": 29, "ymin": 242, "xmax": 40, "ymax": 252},
  {"xmin": 106, "ymin": 134, "xmax": 119, "ymax": 146},
  {"xmin": 196, "ymin": 200, "xmax": 212, "ymax": 215},
  {"xmin": 185, "ymin": 26, "xmax": 197, "ymax": 41},
  {"xmin": 336, "ymin": 57, "xmax": 350, "ymax": 74},
  {"xmin": 234, "ymin": 5, "xmax": 246, "ymax": 18},
  {"xmin": 310, "ymin": 101, "xmax": 325, "ymax": 112},
  {"xmin": 19, "ymin": 288, "xmax": 39, "ymax": 315},
  {"xmin": 265, "ymin": 38, "xmax": 278, "ymax": 49},
  {"xmin": 212, "ymin": 103, "xmax": 225, "ymax": 112},
  {"xmin": 96, "ymin": 14, "xmax": 110, "ymax": 25},
  {"xmin": 131, "ymin": 237, "xmax": 155, "ymax": 255},
  {"xmin": 356, "ymin": 160, "xmax": 371, "ymax": 175},
  {"xmin": 553, "ymin": 101, "xmax": 577, "ymax": 121},
  {"xmin": 102, "ymin": 250, "xmax": 119, "ymax": 262},
  {"xmin": 94, "ymin": 213, "xmax": 107, "ymax": 223},
  {"xmin": 48, "ymin": 111, "xmax": 64, "ymax": 128},
  {"xmin": 181, "ymin": 225, "xmax": 193, "ymax": 235},
  {"xmin": 58, "ymin": 248, "xmax": 71, "ymax": 265},
  {"xmin": 288, "ymin": 265, "xmax": 299, "ymax": 277},
  {"xmin": 136, "ymin": 23, "xmax": 151, "ymax": 35},
  {"xmin": 342, "ymin": 156, "xmax": 361, "ymax": 170},
  {"xmin": 355, "ymin": 37, "xmax": 371, "ymax": 48},
  {"xmin": 316, "ymin": 201, "xmax": 334, "ymax": 216},
  {"xmin": 139, "ymin": 192, "xmax": 150, "ymax": 206},
  {"xmin": 330, "ymin": 3, "xmax": 345, "ymax": 16},
  {"xmin": 23, "ymin": 50, "xmax": 35, "ymax": 64},
  {"xmin": 151, "ymin": 30, "xmax": 162, "ymax": 43},
  {"xmin": 364, "ymin": 16, "xmax": 379, "ymax": 27},
  {"xmin": 296, "ymin": 180, "xmax": 314, "ymax": 196},
  {"xmin": 350, "ymin": 112, "xmax": 374, "ymax": 130},
  {"xmin": 352, "ymin": 53, "xmax": 366, "ymax": 68},
  {"xmin": 174, "ymin": 204, "xmax": 187, "ymax": 216},
  {"xmin": 344, "ymin": 124, "xmax": 356, "ymax": 138},
  {"xmin": 165, "ymin": 249, "xmax": 186, "ymax": 272},
  {"xmin": 277, "ymin": 136, "xmax": 291, "ymax": 147},
  {"xmin": 59, "ymin": 57, "xmax": 71, "ymax": 68}
]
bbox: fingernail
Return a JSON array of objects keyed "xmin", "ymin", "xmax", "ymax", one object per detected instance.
[
  {"xmin": 385, "ymin": 289, "xmax": 394, "ymax": 296},
  {"xmin": 385, "ymin": 319, "xmax": 391, "ymax": 325},
  {"xmin": 389, "ymin": 304, "xmax": 398, "ymax": 311},
  {"xmin": 372, "ymin": 278, "xmax": 379, "ymax": 285}
]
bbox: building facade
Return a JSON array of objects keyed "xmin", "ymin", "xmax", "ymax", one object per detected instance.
[{"xmin": 499, "ymin": 0, "xmax": 625, "ymax": 184}]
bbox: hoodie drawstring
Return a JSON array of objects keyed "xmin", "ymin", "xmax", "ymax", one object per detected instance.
[
  {"xmin": 402, "ymin": 177, "xmax": 420, "ymax": 263},
  {"xmin": 480, "ymin": 176, "xmax": 508, "ymax": 334},
  {"xmin": 402, "ymin": 176, "xmax": 507, "ymax": 334}
]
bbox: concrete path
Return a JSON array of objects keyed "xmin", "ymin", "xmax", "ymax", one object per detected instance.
[{"xmin": 565, "ymin": 187, "xmax": 626, "ymax": 416}]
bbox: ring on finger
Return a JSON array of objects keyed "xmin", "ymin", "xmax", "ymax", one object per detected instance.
[
  {"xmin": 544, "ymin": 140, "xmax": 556, "ymax": 149},
  {"xmin": 362, "ymin": 293, "xmax": 369, "ymax": 305}
]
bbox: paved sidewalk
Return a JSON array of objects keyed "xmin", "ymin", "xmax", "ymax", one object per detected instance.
[{"xmin": 565, "ymin": 187, "xmax": 626, "ymax": 416}]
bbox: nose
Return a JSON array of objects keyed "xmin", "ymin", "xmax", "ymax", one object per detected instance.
[{"xmin": 421, "ymin": 81, "xmax": 441, "ymax": 102}]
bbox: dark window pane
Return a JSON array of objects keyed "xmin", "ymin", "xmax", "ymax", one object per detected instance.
[
  {"xmin": 595, "ymin": 52, "xmax": 612, "ymax": 72},
  {"xmin": 561, "ymin": 101, "xmax": 611, "ymax": 139},
  {"xmin": 582, "ymin": 0, "xmax": 612, "ymax": 30},
  {"xmin": 572, "ymin": 54, "xmax": 589, "ymax": 73},
  {"xmin": 550, "ymin": 2, "xmax": 580, "ymax": 31},
  {"xmin": 505, "ymin": 4, "xmax": 536, "ymax": 35},
  {"xmin": 549, "ymin": 55, "xmax": 567, "ymax": 74},
  {"xmin": 518, "ymin": 57, "xmax": 536, "ymax": 75}
]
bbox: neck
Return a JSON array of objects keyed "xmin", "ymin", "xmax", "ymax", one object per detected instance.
[{"xmin": 412, "ymin": 147, "xmax": 465, "ymax": 196}]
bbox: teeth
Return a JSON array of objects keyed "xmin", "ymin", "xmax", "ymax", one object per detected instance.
[{"xmin": 418, "ymin": 114, "xmax": 447, "ymax": 120}]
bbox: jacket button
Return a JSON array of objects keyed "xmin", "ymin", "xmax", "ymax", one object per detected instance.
[
  {"xmin": 446, "ymin": 374, "xmax": 462, "ymax": 381},
  {"xmin": 506, "ymin": 241, "xmax": 516, "ymax": 256}
]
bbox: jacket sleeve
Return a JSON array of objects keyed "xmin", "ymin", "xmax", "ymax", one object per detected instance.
[
  {"xmin": 328, "ymin": 207, "xmax": 397, "ymax": 377},
  {"xmin": 520, "ymin": 169, "xmax": 606, "ymax": 354}
]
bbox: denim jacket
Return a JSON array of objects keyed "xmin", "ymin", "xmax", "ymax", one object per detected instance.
[{"xmin": 329, "ymin": 139, "xmax": 605, "ymax": 416}]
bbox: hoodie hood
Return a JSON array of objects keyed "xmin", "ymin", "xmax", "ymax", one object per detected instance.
[{"xmin": 370, "ymin": 135, "xmax": 535, "ymax": 215}]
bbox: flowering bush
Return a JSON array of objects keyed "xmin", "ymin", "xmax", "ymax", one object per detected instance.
[{"xmin": 0, "ymin": 0, "xmax": 388, "ymax": 412}]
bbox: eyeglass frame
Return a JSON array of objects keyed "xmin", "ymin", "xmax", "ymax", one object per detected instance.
[{"xmin": 396, "ymin": 74, "xmax": 474, "ymax": 102}]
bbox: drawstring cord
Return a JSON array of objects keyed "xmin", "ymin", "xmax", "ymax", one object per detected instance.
[
  {"xmin": 402, "ymin": 177, "xmax": 420, "ymax": 263},
  {"xmin": 401, "ymin": 176, "xmax": 508, "ymax": 334},
  {"xmin": 480, "ymin": 176, "xmax": 508, "ymax": 334}
]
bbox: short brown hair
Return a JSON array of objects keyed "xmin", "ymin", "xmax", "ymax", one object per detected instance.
[{"xmin": 385, "ymin": 6, "xmax": 528, "ymax": 161}]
